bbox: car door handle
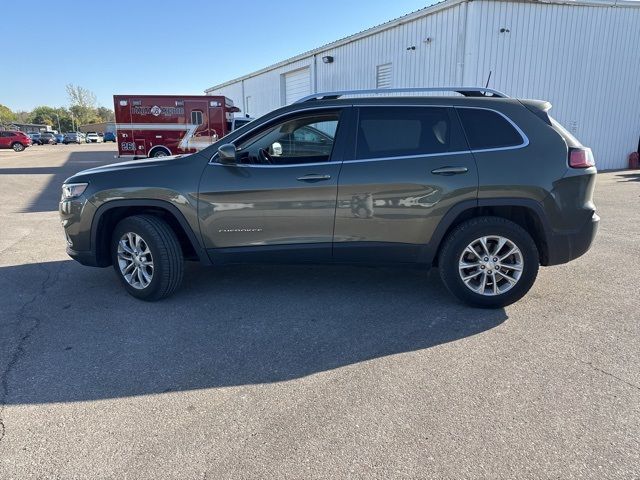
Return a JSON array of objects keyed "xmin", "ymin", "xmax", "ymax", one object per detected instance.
[
  {"xmin": 296, "ymin": 174, "xmax": 331, "ymax": 182},
  {"xmin": 431, "ymin": 166, "xmax": 469, "ymax": 175}
]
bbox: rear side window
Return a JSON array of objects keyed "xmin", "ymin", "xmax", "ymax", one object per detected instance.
[
  {"xmin": 457, "ymin": 108, "xmax": 524, "ymax": 150},
  {"xmin": 356, "ymin": 107, "xmax": 466, "ymax": 160}
]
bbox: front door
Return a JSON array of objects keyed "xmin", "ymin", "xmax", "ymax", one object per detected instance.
[
  {"xmin": 333, "ymin": 105, "xmax": 478, "ymax": 262},
  {"xmin": 198, "ymin": 108, "xmax": 351, "ymax": 263}
]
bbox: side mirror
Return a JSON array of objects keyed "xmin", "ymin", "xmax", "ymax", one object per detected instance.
[{"xmin": 217, "ymin": 143, "xmax": 237, "ymax": 164}]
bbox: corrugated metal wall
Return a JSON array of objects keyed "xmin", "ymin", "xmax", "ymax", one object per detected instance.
[
  {"xmin": 209, "ymin": 0, "xmax": 640, "ymax": 169},
  {"xmin": 466, "ymin": 1, "xmax": 640, "ymax": 170},
  {"xmin": 215, "ymin": 56, "xmax": 316, "ymax": 118}
]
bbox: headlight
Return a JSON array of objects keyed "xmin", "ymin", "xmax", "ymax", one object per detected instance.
[{"xmin": 61, "ymin": 182, "xmax": 89, "ymax": 199}]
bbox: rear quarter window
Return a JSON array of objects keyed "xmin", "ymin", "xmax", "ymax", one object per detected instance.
[{"xmin": 457, "ymin": 108, "xmax": 525, "ymax": 150}]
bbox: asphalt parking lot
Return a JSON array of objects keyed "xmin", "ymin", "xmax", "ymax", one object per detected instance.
[{"xmin": 0, "ymin": 143, "xmax": 638, "ymax": 479}]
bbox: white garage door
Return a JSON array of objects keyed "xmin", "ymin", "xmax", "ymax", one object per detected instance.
[{"xmin": 284, "ymin": 68, "xmax": 311, "ymax": 104}]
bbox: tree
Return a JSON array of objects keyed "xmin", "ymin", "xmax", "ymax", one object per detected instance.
[
  {"xmin": 66, "ymin": 84, "xmax": 98, "ymax": 126},
  {"xmin": 69, "ymin": 105, "xmax": 100, "ymax": 126},
  {"xmin": 0, "ymin": 104, "xmax": 16, "ymax": 126},
  {"xmin": 28, "ymin": 106, "xmax": 75, "ymax": 132},
  {"xmin": 28, "ymin": 106, "xmax": 57, "ymax": 126},
  {"xmin": 66, "ymin": 84, "xmax": 96, "ymax": 109},
  {"xmin": 96, "ymin": 106, "xmax": 115, "ymax": 122},
  {"xmin": 14, "ymin": 111, "xmax": 30, "ymax": 123}
]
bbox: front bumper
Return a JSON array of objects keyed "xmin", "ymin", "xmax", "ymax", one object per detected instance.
[
  {"xmin": 60, "ymin": 196, "xmax": 99, "ymax": 265},
  {"xmin": 66, "ymin": 246, "xmax": 101, "ymax": 266},
  {"xmin": 546, "ymin": 211, "xmax": 599, "ymax": 266}
]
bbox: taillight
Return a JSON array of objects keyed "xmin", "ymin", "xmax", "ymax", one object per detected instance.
[{"xmin": 569, "ymin": 147, "xmax": 595, "ymax": 168}]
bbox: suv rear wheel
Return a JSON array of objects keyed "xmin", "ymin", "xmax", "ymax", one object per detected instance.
[
  {"xmin": 439, "ymin": 216, "xmax": 539, "ymax": 308},
  {"xmin": 111, "ymin": 215, "xmax": 184, "ymax": 301}
]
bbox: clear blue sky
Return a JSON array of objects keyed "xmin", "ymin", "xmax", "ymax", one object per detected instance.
[{"xmin": 1, "ymin": 0, "xmax": 433, "ymax": 112}]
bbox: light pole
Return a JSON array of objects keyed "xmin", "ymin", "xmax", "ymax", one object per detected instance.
[{"xmin": 54, "ymin": 113, "xmax": 61, "ymax": 133}]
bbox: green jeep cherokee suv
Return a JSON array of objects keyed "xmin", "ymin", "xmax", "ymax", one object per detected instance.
[{"xmin": 59, "ymin": 87, "xmax": 598, "ymax": 307}]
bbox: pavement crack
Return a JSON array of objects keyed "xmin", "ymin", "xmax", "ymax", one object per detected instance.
[
  {"xmin": 498, "ymin": 329, "xmax": 640, "ymax": 392},
  {"xmin": 0, "ymin": 236, "xmax": 29, "ymax": 257},
  {"xmin": 0, "ymin": 261, "xmax": 61, "ymax": 445},
  {"xmin": 567, "ymin": 353, "xmax": 640, "ymax": 391}
]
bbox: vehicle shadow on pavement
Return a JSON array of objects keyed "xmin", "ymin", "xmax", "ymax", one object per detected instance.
[
  {"xmin": 615, "ymin": 172, "xmax": 640, "ymax": 182},
  {"xmin": 1, "ymin": 149, "xmax": 115, "ymax": 213},
  {"xmin": 0, "ymin": 259, "xmax": 507, "ymax": 405}
]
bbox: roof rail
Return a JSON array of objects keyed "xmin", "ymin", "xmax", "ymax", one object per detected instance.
[{"xmin": 295, "ymin": 87, "xmax": 509, "ymax": 103}]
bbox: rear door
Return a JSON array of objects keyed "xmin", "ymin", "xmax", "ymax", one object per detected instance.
[
  {"xmin": 114, "ymin": 97, "xmax": 134, "ymax": 156},
  {"xmin": 334, "ymin": 105, "xmax": 478, "ymax": 262},
  {"xmin": 184, "ymin": 100, "xmax": 211, "ymax": 151}
]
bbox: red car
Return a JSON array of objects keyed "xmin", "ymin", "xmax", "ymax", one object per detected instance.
[{"xmin": 0, "ymin": 130, "xmax": 32, "ymax": 152}]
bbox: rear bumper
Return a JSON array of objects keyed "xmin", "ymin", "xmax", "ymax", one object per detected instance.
[{"xmin": 546, "ymin": 212, "xmax": 599, "ymax": 266}]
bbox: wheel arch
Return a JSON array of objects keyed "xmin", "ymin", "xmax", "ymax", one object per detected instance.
[
  {"xmin": 430, "ymin": 198, "xmax": 552, "ymax": 266},
  {"xmin": 148, "ymin": 145, "xmax": 171, "ymax": 158},
  {"xmin": 90, "ymin": 200, "xmax": 209, "ymax": 267}
]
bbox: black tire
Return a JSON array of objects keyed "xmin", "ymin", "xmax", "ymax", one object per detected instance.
[
  {"xmin": 439, "ymin": 216, "xmax": 539, "ymax": 308},
  {"xmin": 12, "ymin": 142, "xmax": 25, "ymax": 152},
  {"xmin": 111, "ymin": 215, "xmax": 184, "ymax": 301},
  {"xmin": 150, "ymin": 148, "xmax": 169, "ymax": 158}
]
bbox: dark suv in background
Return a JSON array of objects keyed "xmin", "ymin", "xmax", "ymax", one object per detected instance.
[
  {"xmin": 39, "ymin": 132, "xmax": 57, "ymax": 144},
  {"xmin": 28, "ymin": 133, "xmax": 42, "ymax": 145},
  {"xmin": 59, "ymin": 87, "xmax": 598, "ymax": 307}
]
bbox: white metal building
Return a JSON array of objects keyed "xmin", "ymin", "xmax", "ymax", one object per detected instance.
[{"xmin": 206, "ymin": 0, "xmax": 640, "ymax": 170}]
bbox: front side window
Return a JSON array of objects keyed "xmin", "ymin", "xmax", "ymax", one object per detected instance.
[
  {"xmin": 456, "ymin": 108, "xmax": 525, "ymax": 150},
  {"xmin": 236, "ymin": 112, "xmax": 340, "ymax": 165},
  {"xmin": 191, "ymin": 110, "xmax": 203, "ymax": 125},
  {"xmin": 356, "ymin": 107, "xmax": 464, "ymax": 160}
]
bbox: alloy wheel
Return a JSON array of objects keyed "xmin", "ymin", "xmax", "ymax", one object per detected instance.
[
  {"xmin": 117, "ymin": 232, "xmax": 154, "ymax": 289},
  {"xmin": 458, "ymin": 235, "xmax": 523, "ymax": 296}
]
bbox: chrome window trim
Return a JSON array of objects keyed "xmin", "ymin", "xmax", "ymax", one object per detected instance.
[
  {"xmin": 210, "ymin": 160, "xmax": 343, "ymax": 169},
  {"xmin": 346, "ymin": 150, "xmax": 472, "ymax": 164}
]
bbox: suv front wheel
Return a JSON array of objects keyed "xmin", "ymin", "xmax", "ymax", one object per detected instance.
[
  {"xmin": 111, "ymin": 215, "xmax": 184, "ymax": 301},
  {"xmin": 439, "ymin": 217, "xmax": 539, "ymax": 308}
]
